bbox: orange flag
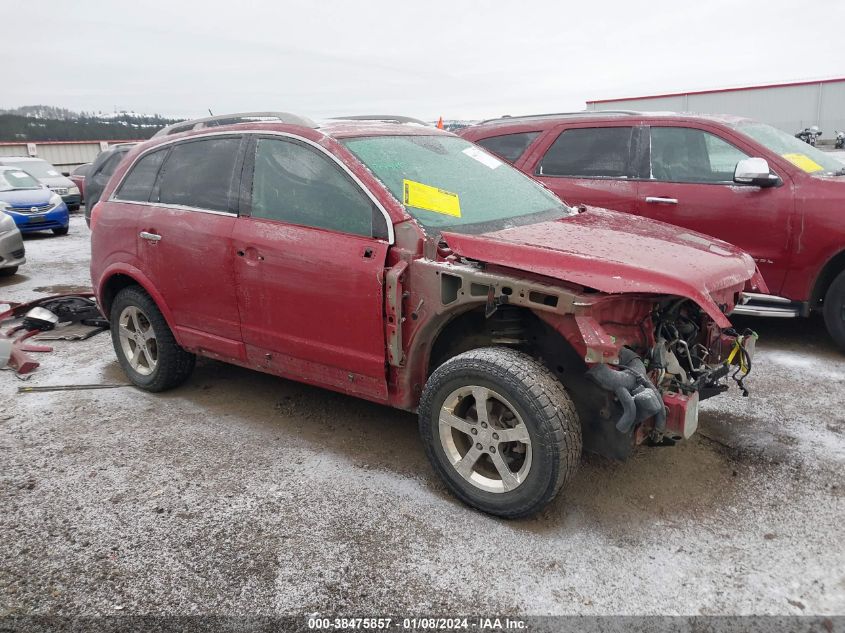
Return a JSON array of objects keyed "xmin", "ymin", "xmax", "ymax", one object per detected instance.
[{"xmin": 436, "ymin": 116, "xmax": 444, "ymax": 129}]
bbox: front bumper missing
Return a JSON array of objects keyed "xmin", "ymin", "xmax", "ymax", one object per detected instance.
[{"xmin": 587, "ymin": 330, "xmax": 756, "ymax": 443}]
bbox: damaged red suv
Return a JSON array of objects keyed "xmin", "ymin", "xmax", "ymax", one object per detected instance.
[{"xmin": 90, "ymin": 113, "xmax": 763, "ymax": 517}]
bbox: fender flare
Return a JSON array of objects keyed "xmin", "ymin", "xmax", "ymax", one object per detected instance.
[{"xmin": 97, "ymin": 263, "xmax": 180, "ymax": 342}]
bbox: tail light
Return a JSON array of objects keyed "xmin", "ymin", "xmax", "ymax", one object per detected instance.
[{"xmin": 89, "ymin": 202, "xmax": 102, "ymax": 230}]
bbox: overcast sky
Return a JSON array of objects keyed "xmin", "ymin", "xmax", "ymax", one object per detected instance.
[{"xmin": 7, "ymin": 0, "xmax": 845, "ymax": 121}]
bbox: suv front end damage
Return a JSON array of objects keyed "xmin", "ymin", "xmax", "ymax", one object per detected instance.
[
  {"xmin": 393, "ymin": 248, "xmax": 759, "ymax": 460},
  {"xmin": 583, "ymin": 296, "xmax": 756, "ymax": 447}
]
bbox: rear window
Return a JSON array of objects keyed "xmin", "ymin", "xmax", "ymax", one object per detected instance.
[
  {"xmin": 538, "ymin": 127, "xmax": 633, "ymax": 178},
  {"xmin": 157, "ymin": 137, "xmax": 241, "ymax": 212},
  {"xmin": 476, "ymin": 132, "xmax": 539, "ymax": 163},
  {"xmin": 116, "ymin": 149, "xmax": 166, "ymax": 202}
]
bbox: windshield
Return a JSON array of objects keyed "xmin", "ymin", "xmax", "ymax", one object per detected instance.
[
  {"xmin": 342, "ymin": 135, "xmax": 571, "ymax": 232},
  {"xmin": 4, "ymin": 160, "xmax": 61, "ymax": 179},
  {"xmin": 730, "ymin": 121, "xmax": 844, "ymax": 176},
  {"xmin": 0, "ymin": 169, "xmax": 41, "ymax": 191}
]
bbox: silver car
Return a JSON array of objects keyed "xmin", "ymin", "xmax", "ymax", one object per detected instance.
[
  {"xmin": 0, "ymin": 157, "xmax": 81, "ymax": 211},
  {"xmin": 0, "ymin": 212, "xmax": 25, "ymax": 277}
]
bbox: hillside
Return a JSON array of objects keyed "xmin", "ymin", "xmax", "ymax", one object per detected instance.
[{"xmin": 0, "ymin": 106, "xmax": 183, "ymax": 141}]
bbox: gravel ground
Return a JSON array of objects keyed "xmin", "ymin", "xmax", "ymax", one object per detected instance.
[{"xmin": 1, "ymin": 213, "xmax": 843, "ymax": 618}]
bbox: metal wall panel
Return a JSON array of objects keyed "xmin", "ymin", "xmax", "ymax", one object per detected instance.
[
  {"xmin": 587, "ymin": 80, "xmax": 845, "ymax": 139},
  {"xmin": 0, "ymin": 141, "xmax": 112, "ymax": 172}
]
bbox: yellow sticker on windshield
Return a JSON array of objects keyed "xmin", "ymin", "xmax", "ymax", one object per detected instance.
[
  {"xmin": 403, "ymin": 179, "xmax": 461, "ymax": 217},
  {"xmin": 781, "ymin": 153, "xmax": 824, "ymax": 173}
]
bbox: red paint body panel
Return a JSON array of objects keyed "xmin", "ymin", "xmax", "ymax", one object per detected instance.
[
  {"xmin": 231, "ymin": 218, "xmax": 390, "ymax": 402},
  {"xmin": 442, "ymin": 209, "xmax": 758, "ymax": 327},
  {"xmin": 137, "ymin": 206, "xmax": 242, "ymax": 348},
  {"xmin": 461, "ymin": 113, "xmax": 845, "ymax": 305},
  {"xmin": 70, "ymin": 174, "xmax": 86, "ymax": 198}
]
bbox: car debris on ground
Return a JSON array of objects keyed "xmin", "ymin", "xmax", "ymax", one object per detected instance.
[{"xmin": 0, "ymin": 293, "xmax": 108, "ymax": 376}]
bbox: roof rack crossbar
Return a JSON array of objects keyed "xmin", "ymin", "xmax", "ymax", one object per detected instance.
[
  {"xmin": 153, "ymin": 111, "xmax": 318, "ymax": 137},
  {"xmin": 330, "ymin": 115, "xmax": 430, "ymax": 126},
  {"xmin": 478, "ymin": 110, "xmax": 641, "ymax": 125}
]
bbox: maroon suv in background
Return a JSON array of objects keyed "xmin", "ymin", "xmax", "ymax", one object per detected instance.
[{"xmin": 460, "ymin": 112, "xmax": 845, "ymax": 350}]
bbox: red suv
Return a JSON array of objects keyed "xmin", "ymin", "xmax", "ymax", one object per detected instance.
[
  {"xmin": 90, "ymin": 112, "xmax": 761, "ymax": 517},
  {"xmin": 460, "ymin": 112, "xmax": 845, "ymax": 350}
]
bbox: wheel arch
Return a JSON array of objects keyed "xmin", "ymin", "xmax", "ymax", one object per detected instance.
[
  {"xmin": 98, "ymin": 265, "xmax": 177, "ymax": 332},
  {"xmin": 811, "ymin": 249, "xmax": 845, "ymax": 307},
  {"xmin": 426, "ymin": 304, "xmax": 587, "ymax": 381}
]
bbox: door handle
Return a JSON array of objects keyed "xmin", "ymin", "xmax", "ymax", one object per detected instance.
[
  {"xmin": 139, "ymin": 231, "xmax": 162, "ymax": 242},
  {"xmin": 644, "ymin": 196, "xmax": 678, "ymax": 205}
]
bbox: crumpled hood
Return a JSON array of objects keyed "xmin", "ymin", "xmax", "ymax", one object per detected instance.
[{"xmin": 441, "ymin": 207, "xmax": 765, "ymax": 327}]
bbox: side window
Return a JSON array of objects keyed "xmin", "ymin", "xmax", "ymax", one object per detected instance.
[
  {"xmin": 97, "ymin": 152, "xmax": 125, "ymax": 180},
  {"xmin": 476, "ymin": 132, "xmax": 539, "ymax": 163},
  {"xmin": 115, "ymin": 149, "xmax": 166, "ymax": 202},
  {"xmin": 250, "ymin": 137, "xmax": 378, "ymax": 238},
  {"xmin": 651, "ymin": 127, "xmax": 749, "ymax": 183},
  {"xmin": 157, "ymin": 137, "xmax": 241, "ymax": 212},
  {"xmin": 538, "ymin": 127, "xmax": 633, "ymax": 178}
]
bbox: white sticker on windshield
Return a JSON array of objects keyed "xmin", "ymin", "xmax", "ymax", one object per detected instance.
[
  {"xmin": 47, "ymin": 170, "xmax": 60, "ymax": 176},
  {"xmin": 11, "ymin": 172, "xmax": 28, "ymax": 178},
  {"xmin": 462, "ymin": 146, "xmax": 503, "ymax": 169}
]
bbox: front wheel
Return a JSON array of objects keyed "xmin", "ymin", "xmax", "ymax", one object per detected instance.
[
  {"xmin": 419, "ymin": 347, "xmax": 582, "ymax": 518},
  {"xmin": 110, "ymin": 286, "xmax": 196, "ymax": 391},
  {"xmin": 0, "ymin": 266, "xmax": 18, "ymax": 277},
  {"xmin": 824, "ymin": 270, "xmax": 845, "ymax": 352},
  {"xmin": 52, "ymin": 226, "xmax": 69, "ymax": 236}
]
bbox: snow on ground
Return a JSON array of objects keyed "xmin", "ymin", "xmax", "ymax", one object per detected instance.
[{"xmin": 0, "ymin": 213, "xmax": 843, "ymax": 617}]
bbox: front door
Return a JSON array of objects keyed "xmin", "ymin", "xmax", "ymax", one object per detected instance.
[
  {"xmin": 636, "ymin": 125, "xmax": 794, "ymax": 294},
  {"xmin": 232, "ymin": 135, "xmax": 390, "ymax": 402}
]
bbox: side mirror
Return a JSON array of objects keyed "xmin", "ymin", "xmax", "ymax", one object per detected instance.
[
  {"xmin": 734, "ymin": 157, "xmax": 780, "ymax": 188},
  {"xmin": 61, "ymin": 171, "xmax": 70, "ymax": 177}
]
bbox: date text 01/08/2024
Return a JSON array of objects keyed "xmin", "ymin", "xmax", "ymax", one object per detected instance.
[{"xmin": 307, "ymin": 617, "xmax": 528, "ymax": 630}]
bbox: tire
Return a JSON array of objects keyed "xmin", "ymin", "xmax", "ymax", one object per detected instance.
[
  {"xmin": 0, "ymin": 266, "xmax": 18, "ymax": 277},
  {"xmin": 110, "ymin": 286, "xmax": 195, "ymax": 392},
  {"xmin": 419, "ymin": 347, "xmax": 581, "ymax": 518},
  {"xmin": 823, "ymin": 270, "xmax": 845, "ymax": 352},
  {"xmin": 52, "ymin": 227, "xmax": 69, "ymax": 236}
]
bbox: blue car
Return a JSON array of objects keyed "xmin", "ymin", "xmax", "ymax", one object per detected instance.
[{"xmin": 0, "ymin": 166, "xmax": 70, "ymax": 235}]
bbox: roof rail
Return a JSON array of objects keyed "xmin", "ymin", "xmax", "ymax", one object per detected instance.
[
  {"xmin": 152, "ymin": 111, "xmax": 317, "ymax": 137},
  {"xmin": 330, "ymin": 115, "xmax": 430, "ymax": 126},
  {"xmin": 478, "ymin": 110, "xmax": 641, "ymax": 125}
]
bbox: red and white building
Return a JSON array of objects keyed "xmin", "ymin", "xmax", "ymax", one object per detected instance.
[{"xmin": 587, "ymin": 77, "xmax": 845, "ymax": 140}]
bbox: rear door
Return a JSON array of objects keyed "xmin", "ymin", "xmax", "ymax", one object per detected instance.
[
  {"xmin": 636, "ymin": 124, "xmax": 794, "ymax": 293},
  {"xmin": 232, "ymin": 134, "xmax": 390, "ymax": 402},
  {"xmin": 524, "ymin": 123, "xmax": 642, "ymax": 214},
  {"xmin": 135, "ymin": 134, "xmax": 247, "ymax": 360}
]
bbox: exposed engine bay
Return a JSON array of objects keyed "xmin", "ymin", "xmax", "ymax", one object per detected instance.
[{"xmin": 586, "ymin": 298, "xmax": 756, "ymax": 447}]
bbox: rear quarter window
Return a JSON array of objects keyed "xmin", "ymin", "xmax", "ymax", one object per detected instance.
[
  {"xmin": 476, "ymin": 132, "xmax": 540, "ymax": 163},
  {"xmin": 115, "ymin": 149, "xmax": 166, "ymax": 202}
]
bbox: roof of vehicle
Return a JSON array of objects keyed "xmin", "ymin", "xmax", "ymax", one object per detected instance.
[
  {"xmin": 463, "ymin": 110, "xmax": 753, "ymax": 134},
  {"xmin": 147, "ymin": 111, "xmax": 453, "ymax": 145}
]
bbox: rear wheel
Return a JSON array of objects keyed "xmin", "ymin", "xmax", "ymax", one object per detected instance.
[
  {"xmin": 419, "ymin": 347, "xmax": 581, "ymax": 518},
  {"xmin": 52, "ymin": 227, "xmax": 69, "ymax": 236},
  {"xmin": 824, "ymin": 270, "xmax": 845, "ymax": 351},
  {"xmin": 0, "ymin": 266, "xmax": 18, "ymax": 277},
  {"xmin": 110, "ymin": 286, "xmax": 195, "ymax": 391}
]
